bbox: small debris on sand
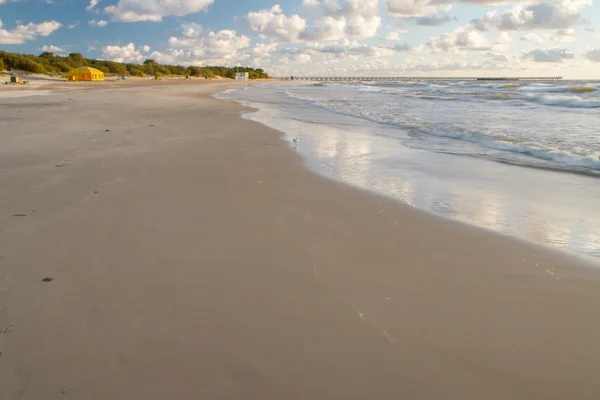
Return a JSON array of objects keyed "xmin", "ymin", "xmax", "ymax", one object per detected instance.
[
  {"xmin": 105, "ymin": 129, "xmax": 110, "ymax": 132},
  {"xmin": 42, "ymin": 277, "xmax": 53, "ymax": 282},
  {"xmin": 11, "ymin": 213, "xmax": 27, "ymax": 217},
  {"xmin": 93, "ymin": 191, "xmax": 99, "ymax": 194},
  {"xmin": 55, "ymin": 164, "xmax": 66, "ymax": 167}
]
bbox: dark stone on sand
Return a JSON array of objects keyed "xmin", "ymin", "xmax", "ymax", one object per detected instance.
[
  {"xmin": 55, "ymin": 164, "xmax": 66, "ymax": 167},
  {"xmin": 106, "ymin": 129, "xmax": 110, "ymax": 132},
  {"xmin": 11, "ymin": 214, "xmax": 27, "ymax": 217},
  {"xmin": 42, "ymin": 277, "xmax": 53, "ymax": 282},
  {"xmin": 93, "ymin": 191, "xmax": 99, "ymax": 194}
]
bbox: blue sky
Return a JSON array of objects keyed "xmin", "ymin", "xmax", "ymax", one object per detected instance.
[{"xmin": 1, "ymin": 0, "xmax": 599, "ymax": 77}]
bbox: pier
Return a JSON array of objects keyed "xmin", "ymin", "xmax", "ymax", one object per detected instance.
[{"xmin": 278, "ymin": 76, "xmax": 562, "ymax": 82}]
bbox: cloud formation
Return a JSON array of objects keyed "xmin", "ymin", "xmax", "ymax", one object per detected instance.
[
  {"xmin": 147, "ymin": 23, "xmax": 252, "ymax": 66},
  {"xmin": 86, "ymin": 0, "xmax": 100, "ymax": 11},
  {"xmin": 471, "ymin": 1, "xmax": 586, "ymax": 32},
  {"xmin": 382, "ymin": 0, "xmax": 445, "ymax": 17},
  {"xmin": 427, "ymin": 25, "xmax": 492, "ymax": 52},
  {"xmin": 245, "ymin": 5, "xmax": 307, "ymax": 41},
  {"xmin": 0, "ymin": 20, "xmax": 61, "ymax": 45},
  {"xmin": 406, "ymin": 13, "xmax": 454, "ymax": 26},
  {"xmin": 40, "ymin": 44, "xmax": 65, "ymax": 52},
  {"xmin": 522, "ymin": 47, "xmax": 575, "ymax": 62},
  {"xmin": 583, "ymin": 48, "xmax": 600, "ymax": 62},
  {"xmin": 300, "ymin": 0, "xmax": 382, "ymax": 40},
  {"xmin": 89, "ymin": 19, "xmax": 108, "ymax": 27},
  {"xmin": 102, "ymin": 42, "xmax": 151, "ymax": 63},
  {"xmin": 105, "ymin": 0, "xmax": 214, "ymax": 22}
]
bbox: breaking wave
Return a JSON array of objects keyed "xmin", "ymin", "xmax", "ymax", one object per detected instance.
[{"xmin": 523, "ymin": 94, "xmax": 600, "ymax": 108}]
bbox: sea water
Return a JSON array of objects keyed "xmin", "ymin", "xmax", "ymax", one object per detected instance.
[{"xmin": 217, "ymin": 81, "xmax": 600, "ymax": 259}]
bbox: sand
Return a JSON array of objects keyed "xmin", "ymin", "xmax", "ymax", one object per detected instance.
[{"xmin": 1, "ymin": 82, "xmax": 599, "ymax": 400}]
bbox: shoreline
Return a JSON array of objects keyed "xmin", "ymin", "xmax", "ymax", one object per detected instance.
[
  {"xmin": 1, "ymin": 83, "xmax": 600, "ymax": 399},
  {"xmin": 220, "ymin": 83, "xmax": 600, "ymax": 260},
  {"xmin": 234, "ymin": 103, "xmax": 600, "ymax": 267}
]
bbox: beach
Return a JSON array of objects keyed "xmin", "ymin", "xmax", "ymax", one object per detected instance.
[{"xmin": 1, "ymin": 81, "xmax": 600, "ymax": 399}]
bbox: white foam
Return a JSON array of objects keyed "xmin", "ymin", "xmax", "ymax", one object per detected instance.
[{"xmin": 524, "ymin": 94, "xmax": 600, "ymax": 108}]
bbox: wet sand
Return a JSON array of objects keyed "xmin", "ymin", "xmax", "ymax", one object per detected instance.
[{"xmin": 1, "ymin": 82, "xmax": 599, "ymax": 399}]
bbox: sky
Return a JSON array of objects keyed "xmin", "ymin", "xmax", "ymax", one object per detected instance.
[{"xmin": 0, "ymin": 0, "xmax": 599, "ymax": 78}]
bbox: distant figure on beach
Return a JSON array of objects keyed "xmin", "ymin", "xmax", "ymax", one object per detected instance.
[{"xmin": 293, "ymin": 138, "xmax": 299, "ymax": 145}]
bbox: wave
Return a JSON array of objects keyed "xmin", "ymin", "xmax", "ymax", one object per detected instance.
[
  {"xmin": 489, "ymin": 93, "xmax": 521, "ymax": 100},
  {"xmin": 565, "ymin": 86, "xmax": 597, "ymax": 93},
  {"xmin": 413, "ymin": 127, "xmax": 600, "ymax": 172},
  {"xmin": 524, "ymin": 94, "xmax": 600, "ymax": 108},
  {"xmin": 415, "ymin": 95, "xmax": 458, "ymax": 101},
  {"xmin": 288, "ymin": 90, "xmax": 600, "ymax": 171},
  {"xmin": 517, "ymin": 85, "xmax": 597, "ymax": 94}
]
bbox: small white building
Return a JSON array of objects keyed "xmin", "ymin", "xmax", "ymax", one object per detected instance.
[{"xmin": 235, "ymin": 72, "xmax": 249, "ymax": 81}]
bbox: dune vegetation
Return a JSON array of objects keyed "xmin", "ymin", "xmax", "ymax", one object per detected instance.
[{"xmin": 0, "ymin": 51, "xmax": 270, "ymax": 79}]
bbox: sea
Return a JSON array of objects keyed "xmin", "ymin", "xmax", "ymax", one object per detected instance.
[{"xmin": 216, "ymin": 80, "xmax": 600, "ymax": 259}]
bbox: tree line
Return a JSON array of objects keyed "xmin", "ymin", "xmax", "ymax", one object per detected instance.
[{"xmin": 0, "ymin": 51, "xmax": 270, "ymax": 79}]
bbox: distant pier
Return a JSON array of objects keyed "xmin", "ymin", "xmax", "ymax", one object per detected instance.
[{"xmin": 279, "ymin": 76, "xmax": 562, "ymax": 82}]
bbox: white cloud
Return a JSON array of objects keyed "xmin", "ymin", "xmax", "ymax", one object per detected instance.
[
  {"xmin": 245, "ymin": 5, "xmax": 307, "ymax": 41},
  {"xmin": 406, "ymin": 13, "xmax": 454, "ymax": 26},
  {"xmin": 583, "ymin": 48, "xmax": 600, "ymax": 62},
  {"xmin": 293, "ymin": 53, "xmax": 312, "ymax": 63},
  {"xmin": 472, "ymin": 1, "xmax": 587, "ymax": 32},
  {"xmin": 302, "ymin": 16, "xmax": 347, "ymax": 40},
  {"xmin": 86, "ymin": 0, "xmax": 99, "ymax": 11},
  {"xmin": 39, "ymin": 44, "xmax": 65, "ymax": 52},
  {"xmin": 105, "ymin": 0, "xmax": 214, "ymax": 22},
  {"xmin": 300, "ymin": 0, "xmax": 382, "ymax": 40},
  {"xmin": 493, "ymin": 31, "xmax": 512, "ymax": 51},
  {"xmin": 522, "ymin": 47, "xmax": 575, "ymax": 62},
  {"xmin": 155, "ymin": 23, "xmax": 251, "ymax": 66},
  {"xmin": 68, "ymin": 21, "xmax": 80, "ymax": 29},
  {"xmin": 89, "ymin": 19, "xmax": 108, "ymax": 27},
  {"xmin": 0, "ymin": 19, "xmax": 61, "ymax": 45},
  {"xmin": 427, "ymin": 25, "xmax": 492, "ymax": 52},
  {"xmin": 551, "ymin": 28, "xmax": 575, "ymax": 42},
  {"xmin": 102, "ymin": 42, "xmax": 151, "ymax": 63},
  {"xmin": 345, "ymin": 15, "xmax": 382, "ymax": 37},
  {"xmin": 252, "ymin": 41, "xmax": 280, "ymax": 58},
  {"xmin": 383, "ymin": 0, "xmax": 449, "ymax": 18},
  {"xmin": 307, "ymin": 38, "xmax": 395, "ymax": 58},
  {"xmin": 521, "ymin": 32, "xmax": 545, "ymax": 43},
  {"xmin": 88, "ymin": 45, "xmax": 96, "ymax": 52}
]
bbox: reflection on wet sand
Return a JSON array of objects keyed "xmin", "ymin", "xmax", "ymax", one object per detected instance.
[
  {"xmin": 302, "ymin": 121, "xmax": 600, "ymax": 259},
  {"xmin": 228, "ymin": 86, "xmax": 600, "ymax": 260}
]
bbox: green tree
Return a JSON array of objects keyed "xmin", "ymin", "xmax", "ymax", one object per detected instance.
[
  {"xmin": 55, "ymin": 62, "xmax": 72, "ymax": 73},
  {"xmin": 0, "ymin": 58, "xmax": 5, "ymax": 71},
  {"xmin": 0, "ymin": 50, "xmax": 272, "ymax": 79},
  {"xmin": 67, "ymin": 53, "xmax": 88, "ymax": 67},
  {"xmin": 104, "ymin": 61, "xmax": 127, "ymax": 74},
  {"xmin": 17, "ymin": 58, "xmax": 47, "ymax": 73}
]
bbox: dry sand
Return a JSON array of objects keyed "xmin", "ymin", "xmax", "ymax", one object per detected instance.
[{"xmin": 1, "ymin": 82, "xmax": 599, "ymax": 400}]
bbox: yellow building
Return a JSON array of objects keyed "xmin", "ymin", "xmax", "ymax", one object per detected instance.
[{"xmin": 67, "ymin": 67, "xmax": 104, "ymax": 82}]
